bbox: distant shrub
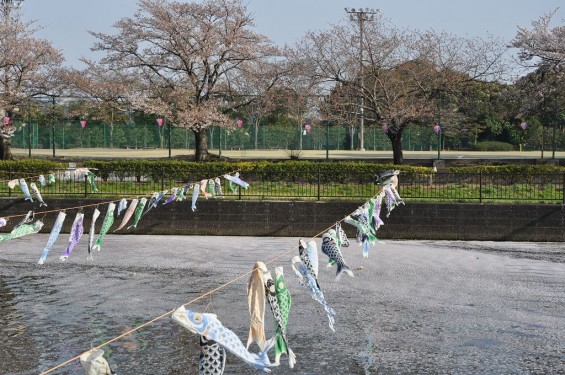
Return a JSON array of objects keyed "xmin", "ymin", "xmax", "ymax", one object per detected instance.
[
  {"xmin": 0, "ymin": 160, "xmax": 64, "ymax": 179},
  {"xmin": 472, "ymin": 141, "xmax": 514, "ymax": 152}
]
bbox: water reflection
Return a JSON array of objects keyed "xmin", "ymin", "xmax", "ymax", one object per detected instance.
[
  {"xmin": 1, "ymin": 237, "xmax": 562, "ymax": 374},
  {"xmin": 0, "ymin": 276, "xmax": 40, "ymax": 375}
]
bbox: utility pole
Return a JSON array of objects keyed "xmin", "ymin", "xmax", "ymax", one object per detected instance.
[
  {"xmin": 345, "ymin": 7, "xmax": 377, "ymax": 151},
  {"xmin": 51, "ymin": 96, "xmax": 56, "ymax": 157}
]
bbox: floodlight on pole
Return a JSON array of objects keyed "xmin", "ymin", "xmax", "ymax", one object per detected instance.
[{"xmin": 345, "ymin": 7, "xmax": 378, "ymax": 151}]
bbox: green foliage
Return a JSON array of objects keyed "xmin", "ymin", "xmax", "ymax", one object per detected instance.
[
  {"xmin": 83, "ymin": 160, "xmax": 432, "ymax": 184},
  {"xmin": 485, "ymin": 117, "xmax": 510, "ymax": 137},
  {"xmin": 0, "ymin": 160, "xmax": 65, "ymax": 179},
  {"xmin": 472, "ymin": 141, "xmax": 514, "ymax": 151}
]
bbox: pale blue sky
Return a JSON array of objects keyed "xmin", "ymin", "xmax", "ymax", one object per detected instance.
[{"xmin": 20, "ymin": 0, "xmax": 564, "ymax": 68}]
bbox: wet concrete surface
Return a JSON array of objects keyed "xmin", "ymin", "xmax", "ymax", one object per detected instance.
[{"xmin": 0, "ymin": 235, "xmax": 563, "ymax": 374}]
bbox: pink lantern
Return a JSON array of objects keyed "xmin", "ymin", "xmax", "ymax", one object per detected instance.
[
  {"xmin": 520, "ymin": 122, "xmax": 527, "ymax": 130},
  {"xmin": 433, "ymin": 124, "xmax": 441, "ymax": 134},
  {"xmin": 4, "ymin": 117, "xmax": 11, "ymax": 125},
  {"xmin": 236, "ymin": 119, "xmax": 243, "ymax": 128},
  {"xmin": 80, "ymin": 120, "xmax": 87, "ymax": 128},
  {"xmin": 381, "ymin": 124, "xmax": 389, "ymax": 132},
  {"xmin": 156, "ymin": 118, "xmax": 164, "ymax": 127},
  {"xmin": 304, "ymin": 124, "xmax": 311, "ymax": 134}
]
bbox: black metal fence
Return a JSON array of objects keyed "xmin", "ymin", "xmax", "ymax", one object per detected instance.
[{"xmin": 1, "ymin": 169, "xmax": 564, "ymax": 203}]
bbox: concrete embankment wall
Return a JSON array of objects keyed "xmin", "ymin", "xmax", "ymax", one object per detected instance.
[{"xmin": 1, "ymin": 199, "xmax": 563, "ymax": 241}]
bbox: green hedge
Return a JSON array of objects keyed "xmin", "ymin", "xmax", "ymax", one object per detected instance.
[
  {"xmin": 82, "ymin": 160, "xmax": 565, "ymax": 182},
  {"xmin": 0, "ymin": 160, "xmax": 65, "ymax": 179},
  {"xmin": 472, "ymin": 141, "xmax": 514, "ymax": 151},
  {"xmin": 82, "ymin": 160, "xmax": 432, "ymax": 183}
]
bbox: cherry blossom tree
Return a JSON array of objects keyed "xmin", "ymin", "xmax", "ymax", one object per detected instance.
[
  {"xmin": 65, "ymin": 62, "xmax": 136, "ymax": 148},
  {"xmin": 88, "ymin": 0, "xmax": 281, "ymax": 161},
  {"xmin": 0, "ymin": 11, "xmax": 63, "ymax": 159},
  {"xmin": 511, "ymin": 9, "xmax": 565, "ymax": 69},
  {"xmin": 291, "ymin": 13, "xmax": 507, "ymax": 164},
  {"xmin": 510, "ymin": 10, "xmax": 565, "ymax": 151}
]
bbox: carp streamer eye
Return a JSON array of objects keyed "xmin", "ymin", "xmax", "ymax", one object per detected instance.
[
  {"xmin": 278, "ymin": 282, "xmax": 285, "ymax": 290},
  {"xmin": 194, "ymin": 314, "xmax": 203, "ymax": 323}
]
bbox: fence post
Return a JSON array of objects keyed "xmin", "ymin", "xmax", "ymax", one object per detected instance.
[
  {"xmin": 317, "ymin": 167, "xmax": 321, "ymax": 201},
  {"xmin": 84, "ymin": 175, "xmax": 88, "ymax": 197},
  {"xmin": 563, "ymin": 173, "xmax": 565, "ymax": 205},
  {"xmin": 479, "ymin": 171, "xmax": 482, "ymax": 203},
  {"xmin": 161, "ymin": 167, "xmax": 165, "ymax": 191},
  {"xmin": 238, "ymin": 185, "xmax": 242, "ymax": 200}
]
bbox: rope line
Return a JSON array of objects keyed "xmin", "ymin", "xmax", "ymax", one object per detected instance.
[
  {"xmin": 37, "ymin": 191, "xmax": 383, "ymax": 375},
  {"xmin": 0, "ymin": 168, "xmax": 239, "ymax": 185},
  {"xmin": 1, "ymin": 169, "xmax": 242, "ymax": 220}
]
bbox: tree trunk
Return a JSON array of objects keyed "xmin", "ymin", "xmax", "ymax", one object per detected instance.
[
  {"xmin": 0, "ymin": 137, "xmax": 14, "ymax": 160},
  {"xmin": 193, "ymin": 128, "xmax": 209, "ymax": 161},
  {"xmin": 388, "ymin": 128, "xmax": 404, "ymax": 165}
]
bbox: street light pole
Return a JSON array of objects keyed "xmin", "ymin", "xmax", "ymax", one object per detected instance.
[
  {"xmin": 27, "ymin": 120, "xmax": 31, "ymax": 157},
  {"xmin": 326, "ymin": 122, "xmax": 329, "ymax": 161},
  {"xmin": 167, "ymin": 118, "xmax": 171, "ymax": 158},
  {"xmin": 436, "ymin": 92, "xmax": 442, "ymax": 160},
  {"xmin": 437, "ymin": 127, "xmax": 441, "ymax": 160},
  {"xmin": 345, "ymin": 7, "xmax": 377, "ymax": 151},
  {"xmin": 51, "ymin": 96, "xmax": 56, "ymax": 157},
  {"xmin": 552, "ymin": 120, "xmax": 556, "ymax": 160}
]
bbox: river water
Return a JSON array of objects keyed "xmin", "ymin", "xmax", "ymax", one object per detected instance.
[{"xmin": 0, "ymin": 236, "xmax": 563, "ymax": 374}]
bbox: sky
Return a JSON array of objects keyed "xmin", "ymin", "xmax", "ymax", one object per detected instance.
[{"xmin": 19, "ymin": 0, "xmax": 564, "ymax": 68}]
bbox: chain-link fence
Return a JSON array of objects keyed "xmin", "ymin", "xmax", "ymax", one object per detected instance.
[{"xmin": 9, "ymin": 121, "xmax": 565, "ymax": 153}]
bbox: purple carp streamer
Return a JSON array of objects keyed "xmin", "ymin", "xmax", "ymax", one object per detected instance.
[
  {"xmin": 38, "ymin": 211, "xmax": 66, "ymax": 265},
  {"xmin": 60, "ymin": 212, "xmax": 84, "ymax": 261},
  {"xmin": 162, "ymin": 188, "xmax": 178, "ymax": 205}
]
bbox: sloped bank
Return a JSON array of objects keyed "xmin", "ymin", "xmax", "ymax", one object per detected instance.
[{"xmin": 1, "ymin": 199, "xmax": 563, "ymax": 242}]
